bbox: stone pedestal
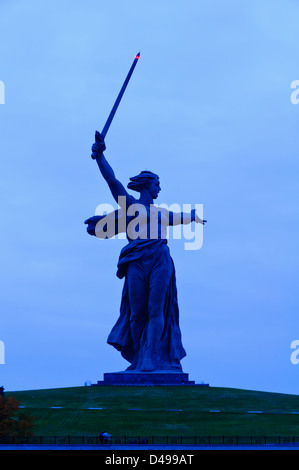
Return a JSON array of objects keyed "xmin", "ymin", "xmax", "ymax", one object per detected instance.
[{"xmin": 95, "ymin": 371, "xmax": 200, "ymax": 386}]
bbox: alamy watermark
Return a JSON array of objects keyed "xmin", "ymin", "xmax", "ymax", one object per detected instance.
[
  {"xmin": 290, "ymin": 80, "xmax": 299, "ymax": 104},
  {"xmin": 93, "ymin": 197, "xmax": 204, "ymax": 251},
  {"xmin": 0, "ymin": 340, "xmax": 4, "ymax": 364},
  {"xmin": 0, "ymin": 80, "xmax": 5, "ymax": 104},
  {"xmin": 290, "ymin": 340, "xmax": 299, "ymax": 365}
]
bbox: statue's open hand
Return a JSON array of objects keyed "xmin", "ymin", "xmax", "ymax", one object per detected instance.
[
  {"xmin": 191, "ymin": 209, "xmax": 207, "ymax": 225},
  {"xmin": 91, "ymin": 131, "xmax": 106, "ymax": 159}
]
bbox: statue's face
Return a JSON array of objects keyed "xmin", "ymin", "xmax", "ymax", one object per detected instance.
[{"xmin": 147, "ymin": 181, "xmax": 161, "ymax": 199}]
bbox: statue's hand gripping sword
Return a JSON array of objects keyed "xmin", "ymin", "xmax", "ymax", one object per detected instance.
[{"xmin": 91, "ymin": 52, "xmax": 140, "ymax": 159}]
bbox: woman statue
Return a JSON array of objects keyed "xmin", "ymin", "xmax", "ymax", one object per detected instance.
[{"xmin": 86, "ymin": 131, "xmax": 206, "ymax": 372}]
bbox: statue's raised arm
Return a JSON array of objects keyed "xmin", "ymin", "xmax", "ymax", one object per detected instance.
[{"xmin": 91, "ymin": 131, "xmax": 130, "ymax": 204}]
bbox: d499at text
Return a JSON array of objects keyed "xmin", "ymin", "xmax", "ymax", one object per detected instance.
[{"xmin": 105, "ymin": 454, "xmax": 194, "ymax": 466}]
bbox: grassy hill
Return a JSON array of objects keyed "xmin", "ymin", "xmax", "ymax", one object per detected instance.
[{"xmin": 8, "ymin": 386, "xmax": 299, "ymax": 438}]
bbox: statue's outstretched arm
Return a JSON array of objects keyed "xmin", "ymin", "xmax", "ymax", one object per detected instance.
[
  {"xmin": 169, "ymin": 209, "xmax": 206, "ymax": 225},
  {"xmin": 91, "ymin": 131, "xmax": 130, "ymax": 204}
]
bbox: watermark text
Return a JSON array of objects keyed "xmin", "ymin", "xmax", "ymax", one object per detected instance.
[
  {"xmin": 290, "ymin": 80, "xmax": 299, "ymax": 104},
  {"xmin": 290, "ymin": 340, "xmax": 299, "ymax": 365},
  {"xmin": 92, "ymin": 197, "xmax": 204, "ymax": 251},
  {"xmin": 0, "ymin": 341, "xmax": 4, "ymax": 364},
  {"xmin": 0, "ymin": 81, "xmax": 5, "ymax": 104}
]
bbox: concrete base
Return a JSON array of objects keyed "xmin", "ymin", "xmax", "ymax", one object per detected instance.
[{"xmin": 94, "ymin": 371, "xmax": 208, "ymax": 386}]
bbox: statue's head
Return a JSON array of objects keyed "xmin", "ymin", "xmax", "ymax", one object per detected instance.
[{"xmin": 127, "ymin": 171, "xmax": 161, "ymax": 199}]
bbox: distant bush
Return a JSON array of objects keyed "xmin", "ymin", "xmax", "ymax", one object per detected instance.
[{"xmin": 0, "ymin": 387, "xmax": 33, "ymax": 440}]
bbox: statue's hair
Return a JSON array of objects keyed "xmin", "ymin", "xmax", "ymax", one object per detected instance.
[{"xmin": 127, "ymin": 170, "xmax": 159, "ymax": 192}]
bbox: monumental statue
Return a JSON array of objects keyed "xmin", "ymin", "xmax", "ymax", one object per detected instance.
[{"xmin": 84, "ymin": 53, "xmax": 206, "ymax": 383}]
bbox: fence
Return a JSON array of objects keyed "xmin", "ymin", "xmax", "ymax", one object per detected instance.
[{"xmin": 0, "ymin": 435, "xmax": 299, "ymax": 446}]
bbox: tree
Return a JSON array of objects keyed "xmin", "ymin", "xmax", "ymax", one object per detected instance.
[{"xmin": 0, "ymin": 387, "xmax": 33, "ymax": 441}]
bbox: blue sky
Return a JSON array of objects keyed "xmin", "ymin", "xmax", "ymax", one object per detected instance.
[{"xmin": 0, "ymin": 0, "xmax": 299, "ymax": 394}]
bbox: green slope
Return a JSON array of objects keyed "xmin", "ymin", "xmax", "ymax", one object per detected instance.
[{"xmin": 9, "ymin": 386, "xmax": 299, "ymax": 437}]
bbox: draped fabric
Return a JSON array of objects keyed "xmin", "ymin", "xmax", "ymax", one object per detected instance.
[{"xmin": 108, "ymin": 239, "xmax": 186, "ymax": 371}]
